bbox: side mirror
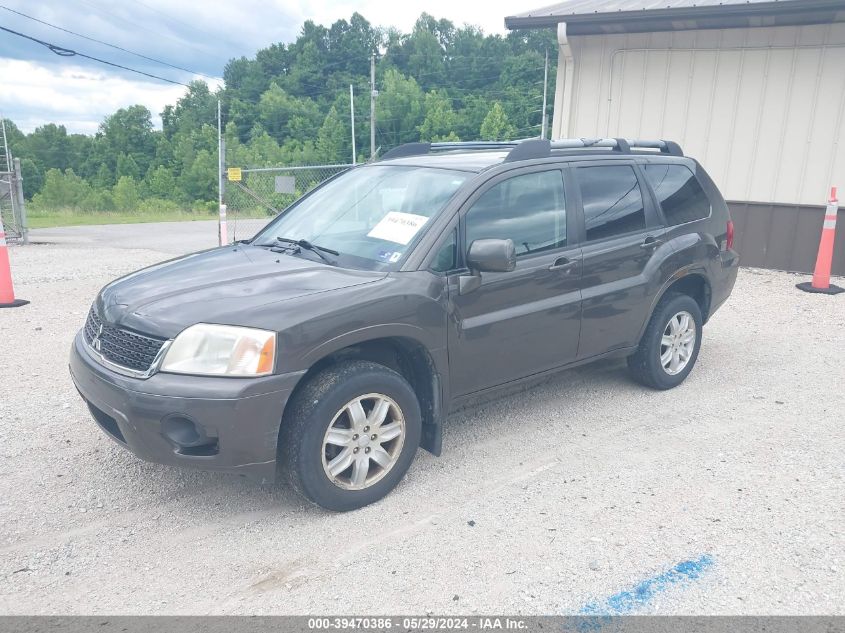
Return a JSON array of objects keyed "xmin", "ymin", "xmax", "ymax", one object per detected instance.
[
  {"xmin": 467, "ymin": 238, "xmax": 516, "ymax": 273},
  {"xmin": 459, "ymin": 239, "xmax": 516, "ymax": 295}
]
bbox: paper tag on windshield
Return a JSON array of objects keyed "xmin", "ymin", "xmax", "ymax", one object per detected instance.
[{"xmin": 367, "ymin": 212, "xmax": 429, "ymax": 245}]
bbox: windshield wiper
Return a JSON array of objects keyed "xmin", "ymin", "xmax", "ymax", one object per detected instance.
[{"xmin": 275, "ymin": 237, "xmax": 339, "ymax": 265}]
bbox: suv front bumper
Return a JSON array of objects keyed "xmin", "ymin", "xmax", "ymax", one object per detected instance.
[{"xmin": 69, "ymin": 330, "xmax": 305, "ymax": 484}]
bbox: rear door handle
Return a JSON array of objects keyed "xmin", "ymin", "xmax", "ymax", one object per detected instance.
[
  {"xmin": 549, "ymin": 257, "xmax": 581, "ymax": 273},
  {"xmin": 640, "ymin": 236, "xmax": 664, "ymax": 250}
]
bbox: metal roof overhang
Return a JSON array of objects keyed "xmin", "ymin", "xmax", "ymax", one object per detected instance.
[{"xmin": 504, "ymin": 0, "xmax": 845, "ymax": 34}]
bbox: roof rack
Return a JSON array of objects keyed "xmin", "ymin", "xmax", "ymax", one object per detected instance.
[
  {"xmin": 546, "ymin": 138, "xmax": 684, "ymax": 157},
  {"xmin": 379, "ymin": 137, "xmax": 684, "ymax": 162}
]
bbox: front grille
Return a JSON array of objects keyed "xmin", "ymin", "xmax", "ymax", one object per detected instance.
[{"xmin": 83, "ymin": 307, "xmax": 167, "ymax": 373}]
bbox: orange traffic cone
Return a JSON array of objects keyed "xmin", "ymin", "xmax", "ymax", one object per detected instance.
[
  {"xmin": 797, "ymin": 187, "xmax": 843, "ymax": 295},
  {"xmin": 0, "ymin": 213, "xmax": 29, "ymax": 308}
]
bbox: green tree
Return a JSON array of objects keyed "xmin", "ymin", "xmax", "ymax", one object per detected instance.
[
  {"xmin": 223, "ymin": 56, "xmax": 269, "ymax": 103},
  {"xmin": 31, "ymin": 169, "xmax": 91, "ymax": 209},
  {"xmin": 67, "ymin": 133, "xmax": 94, "ymax": 171},
  {"xmin": 419, "ymin": 90, "xmax": 459, "ymax": 141},
  {"xmin": 255, "ymin": 42, "xmax": 291, "ymax": 79},
  {"xmin": 447, "ymin": 27, "xmax": 504, "ymax": 91},
  {"xmin": 153, "ymin": 135, "xmax": 174, "ymax": 168},
  {"xmin": 79, "ymin": 137, "xmax": 112, "ymax": 183},
  {"xmin": 25, "ymin": 124, "xmax": 71, "ymax": 171},
  {"xmin": 405, "ymin": 14, "xmax": 452, "ymax": 90},
  {"xmin": 227, "ymin": 97, "xmax": 259, "ymax": 142},
  {"xmin": 286, "ymin": 32, "xmax": 328, "ymax": 95},
  {"xmin": 326, "ymin": 13, "xmax": 378, "ymax": 76},
  {"xmin": 179, "ymin": 150, "xmax": 216, "ymax": 202},
  {"xmin": 82, "ymin": 189, "xmax": 115, "ymax": 212},
  {"xmin": 162, "ymin": 81, "xmax": 217, "ymax": 138},
  {"xmin": 316, "ymin": 106, "xmax": 346, "ymax": 163},
  {"xmin": 1, "ymin": 118, "xmax": 26, "ymax": 150},
  {"xmin": 228, "ymin": 126, "xmax": 277, "ymax": 168},
  {"xmin": 258, "ymin": 83, "xmax": 321, "ymax": 143},
  {"xmin": 93, "ymin": 163, "xmax": 114, "ymax": 189},
  {"xmin": 100, "ymin": 105, "xmax": 156, "ymax": 174},
  {"xmin": 116, "ymin": 153, "xmax": 141, "ymax": 180},
  {"xmin": 113, "ymin": 176, "xmax": 141, "ymax": 211},
  {"xmin": 146, "ymin": 165, "xmax": 177, "ymax": 200},
  {"xmin": 376, "ymin": 69, "xmax": 425, "ymax": 149},
  {"xmin": 480, "ymin": 102, "xmax": 516, "ymax": 141},
  {"xmin": 19, "ymin": 158, "xmax": 43, "ymax": 199}
]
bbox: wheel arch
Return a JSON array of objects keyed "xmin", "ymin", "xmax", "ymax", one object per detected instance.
[
  {"xmin": 664, "ymin": 272, "xmax": 711, "ymax": 319},
  {"xmin": 287, "ymin": 330, "xmax": 445, "ymax": 456},
  {"xmin": 638, "ymin": 270, "xmax": 712, "ymax": 343}
]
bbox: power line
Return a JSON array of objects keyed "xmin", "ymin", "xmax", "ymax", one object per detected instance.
[
  {"xmin": 73, "ymin": 0, "xmax": 215, "ymax": 62},
  {"xmin": 126, "ymin": 0, "xmax": 219, "ymax": 42},
  {"xmin": 0, "ymin": 4, "xmax": 216, "ymax": 80},
  {"xmin": 123, "ymin": 0, "xmax": 246, "ymax": 59},
  {"xmin": 0, "ymin": 25, "xmax": 190, "ymax": 86}
]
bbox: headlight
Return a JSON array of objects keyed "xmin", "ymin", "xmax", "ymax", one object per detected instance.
[{"xmin": 160, "ymin": 324, "xmax": 276, "ymax": 377}]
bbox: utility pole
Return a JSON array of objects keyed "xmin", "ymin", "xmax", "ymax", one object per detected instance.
[
  {"xmin": 541, "ymin": 48, "xmax": 549, "ymax": 140},
  {"xmin": 370, "ymin": 52, "xmax": 377, "ymax": 160},
  {"xmin": 349, "ymin": 84, "xmax": 356, "ymax": 165},
  {"xmin": 13, "ymin": 158, "xmax": 27, "ymax": 244},
  {"xmin": 217, "ymin": 99, "xmax": 227, "ymax": 245}
]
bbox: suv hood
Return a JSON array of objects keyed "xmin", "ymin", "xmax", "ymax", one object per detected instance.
[{"xmin": 97, "ymin": 245, "xmax": 386, "ymax": 338}]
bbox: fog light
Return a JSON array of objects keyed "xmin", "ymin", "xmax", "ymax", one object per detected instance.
[{"xmin": 161, "ymin": 415, "xmax": 205, "ymax": 448}]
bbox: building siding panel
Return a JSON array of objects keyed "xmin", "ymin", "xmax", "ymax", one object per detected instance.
[
  {"xmin": 730, "ymin": 202, "xmax": 845, "ymax": 274},
  {"xmin": 560, "ymin": 24, "xmax": 845, "ymax": 207}
]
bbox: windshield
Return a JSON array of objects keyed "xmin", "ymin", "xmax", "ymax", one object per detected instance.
[{"xmin": 252, "ymin": 165, "xmax": 469, "ymax": 270}]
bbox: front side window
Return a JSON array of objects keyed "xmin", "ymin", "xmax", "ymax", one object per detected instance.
[
  {"xmin": 465, "ymin": 170, "xmax": 566, "ymax": 257},
  {"xmin": 430, "ymin": 228, "xmax": 457, "ymax": 273},
  {"xmin": 577, "ymin": 165, "xmax": 646, "ymax": 241},
  {"xmin": 644, "ymin": 164, "xmax": 711, "ymax": 225},
  {"xmin": 253, "ymin": 166, "xmax": 468, "ymax": 270}
]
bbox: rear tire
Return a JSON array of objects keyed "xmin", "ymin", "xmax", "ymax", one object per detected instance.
[
  {"xmin": 627, "ymin": 293, "xmax": 703, "ymax": 390},
  {"xmin": 279, "ymin": 360, "xmax": 422, "ymax": 511}
]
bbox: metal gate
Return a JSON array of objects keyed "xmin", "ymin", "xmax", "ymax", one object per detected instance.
[
  {"xmin": 0, "ymin": 119, "xmax": 27, "ymax": 244},
  {"xmin": 223, "ymin": 164, "xmax": 352, "ymax": 241}
]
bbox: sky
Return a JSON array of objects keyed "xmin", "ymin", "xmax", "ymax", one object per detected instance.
[{"xmin": 0, "ymin": 0, "xmax": 526, "ymax": 135}]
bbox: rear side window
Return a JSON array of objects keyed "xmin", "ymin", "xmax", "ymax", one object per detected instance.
[
  {"xmin": 577, "ymin": 166, "xmax": 646, "ymax": 241},
  {"xmin": 644, "ymin": 164, "xmax": 711, "ymax": 225},
  {"xmin": 465, "ymin": 170, "xmax": 566, "ymax": 256}
]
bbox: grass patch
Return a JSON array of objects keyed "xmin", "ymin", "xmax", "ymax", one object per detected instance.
[
  {"xmin": 26, "ymin": 209, "xmax": 219, "ymax": 229},
  {"xmin": 24, "ymin": 210, "xmax": 271, "ymax": 229}
]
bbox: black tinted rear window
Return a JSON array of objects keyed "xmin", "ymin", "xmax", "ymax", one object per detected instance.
[
  {"xmin": 645, "ymin": 164, "xmax": 711, "ymax": 226},
  {"xmin": 577, "ymin": 165, "xmax": 646, "ymax": 241}
]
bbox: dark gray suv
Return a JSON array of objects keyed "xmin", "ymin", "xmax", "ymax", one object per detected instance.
[{"xmin": 69, "ymin": 138, "xmax": 739, "ymax": 511}]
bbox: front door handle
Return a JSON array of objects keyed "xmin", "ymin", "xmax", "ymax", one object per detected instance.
[
  {"xmin": 549, "ymin": 257, "xmax": 581, "ymax": 273},
  {"xmin": 640, "ymin": 236, "xmax": 664, "ymax": 250}
]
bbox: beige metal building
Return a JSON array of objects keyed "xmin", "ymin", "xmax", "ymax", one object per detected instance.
[{"xmin": 506, "ymin": 0, "xmax": 845, "ymax": 274}]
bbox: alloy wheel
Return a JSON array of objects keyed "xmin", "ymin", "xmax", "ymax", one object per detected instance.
[
  {"xmin": 660, "ymin": 310, "xmax": 696, "ymax": 375},
  {"xmin": 321, "ymin": 393, "xmax": 406, "ymax": 490}
]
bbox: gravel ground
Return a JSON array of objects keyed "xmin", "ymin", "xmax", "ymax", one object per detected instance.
[{"xmin": 0, "ymin": 223, "xmax": 843, "ymax": 615}]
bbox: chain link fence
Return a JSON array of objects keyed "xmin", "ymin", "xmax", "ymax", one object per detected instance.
[
  {"xmin": 0, "ymin": 151, "xmax": 27, "ymax": 244},
  {"xmin": 223, "ymin": 164, "xmax": 352, "ymax": 241}
]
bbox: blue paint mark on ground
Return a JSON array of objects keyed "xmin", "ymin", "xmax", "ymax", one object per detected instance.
[{"xmin": 580, "ymin": 554, "xmax": 715, "ymax": 616}]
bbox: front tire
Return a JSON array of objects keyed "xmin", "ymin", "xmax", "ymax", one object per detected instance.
[
  {"xmin": 279, "ymin": 360, "xmax": 422, "ymax": 511},
  {"xmin": 627, "ymin": 293, "xmax": 703, "ymax": 390}
]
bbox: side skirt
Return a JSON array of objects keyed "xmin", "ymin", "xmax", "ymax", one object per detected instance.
[{"xmin": 447, "ymin": 345, "xmax": 638, "ymax": 413}]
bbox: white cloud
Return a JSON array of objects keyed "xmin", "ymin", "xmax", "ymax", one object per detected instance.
[
  {"xmin": 0, "ymin": 0, "xmax": 525, "ymax": 134},
  {"xmin": 0, "ymin": 59, "xmax": 221, "ymax": 133}
]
